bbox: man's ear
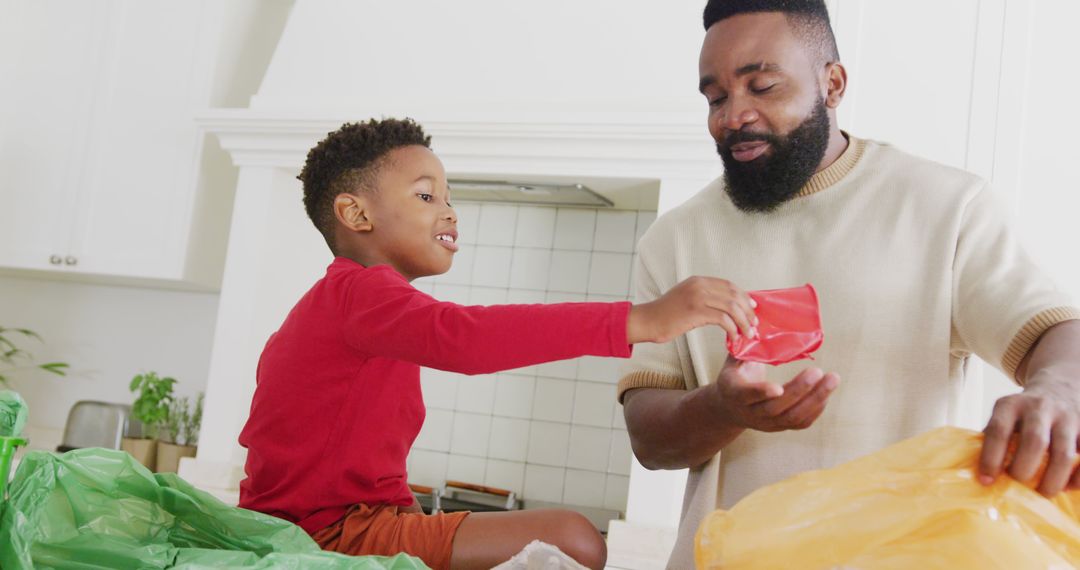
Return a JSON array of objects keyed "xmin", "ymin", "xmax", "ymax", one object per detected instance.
[
  {"xmin": 333, "ymin": 193, "xmax": 374, "ymax": 233},
  {"xmin": 823, "ymin": 62, "xmax": 847, "ymax": 109}
]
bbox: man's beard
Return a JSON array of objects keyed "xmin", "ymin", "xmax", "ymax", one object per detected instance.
[{"xmin": 717, "ymin": 98, "xmax": 831, "ymax": 213}]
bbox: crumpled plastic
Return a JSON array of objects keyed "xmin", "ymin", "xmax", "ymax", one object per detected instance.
[
  {"xmin": 696, "ymin": 427, "xmax": 1080, "ymax": 569},
  {"xmin": 0, "ymin": 390, "xmax": 28, "ymax": 437},
  {"xmin": 491, "ymin": 540, "xmax": 589, "ymax": 570},
  {"xmin": 725, "ymin": 284, "xmax": 822, "ymax": 365},
  {"xmin": 0, "ymin": 448, "xmax": 430, "ymax": 570}
]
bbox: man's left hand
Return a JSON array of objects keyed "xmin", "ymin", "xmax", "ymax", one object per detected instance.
[{"xmin": 979, "ymin": 370, "xmax": 1080, "ymax": 496}]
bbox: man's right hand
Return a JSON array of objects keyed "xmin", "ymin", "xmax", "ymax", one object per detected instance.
[
  {"xmin": 622, "ymin": 356, "xmax": 841, "ymax": 470},
  {"xmin": 627, "ymin": 276, "xmax": 758, "ymax": 344},
  {"xmin": 710, "ymin": 355, "xmax": 841, "ymax": 432}
]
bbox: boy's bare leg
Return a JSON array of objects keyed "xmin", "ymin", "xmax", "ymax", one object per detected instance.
[{"xmin": 449, "ymin": 508, "xmax": 605, "ymax": 570}]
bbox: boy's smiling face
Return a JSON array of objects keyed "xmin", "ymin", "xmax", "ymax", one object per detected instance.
[{"xmin": 333, "ymin": 145, "xmax": 459, "ymax": 281}]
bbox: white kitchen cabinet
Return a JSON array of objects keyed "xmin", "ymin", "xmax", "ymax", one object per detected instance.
[{"xmin": 0, "ymin": 0, "xmax": 233, "ymax": 289}]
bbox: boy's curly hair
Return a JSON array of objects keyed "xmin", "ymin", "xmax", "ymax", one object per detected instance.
[{"xmin": 298, "ymin": 118, "xmax": 432, "ymax": 251}]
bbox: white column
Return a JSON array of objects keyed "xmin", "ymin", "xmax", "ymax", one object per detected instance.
[{"xmin": 183, "ymin": 164, "xmax": 331, "ymax": 502}]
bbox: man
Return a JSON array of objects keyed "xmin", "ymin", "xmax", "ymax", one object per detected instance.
[{"xmin": 618, "ymin": 1, "xmax": 1080, "ymax": 567}]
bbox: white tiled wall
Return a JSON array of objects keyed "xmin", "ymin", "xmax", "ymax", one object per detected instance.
[{"xmin": 409, "ymin": 204, "xmax": 656, "ymax": 513}]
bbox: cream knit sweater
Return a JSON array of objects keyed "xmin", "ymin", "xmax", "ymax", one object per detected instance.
[{"xmin": 618, "ymin": 136, "xmax": 1080, "ymax": 569}]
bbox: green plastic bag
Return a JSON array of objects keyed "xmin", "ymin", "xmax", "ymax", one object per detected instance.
[
  {"xmin": 0, "ymin": 390, "xmax": 28, "ymax": 437},
  {"xmin": 0, "ymin": 448, "xmax": 429, "ymax": 569}
]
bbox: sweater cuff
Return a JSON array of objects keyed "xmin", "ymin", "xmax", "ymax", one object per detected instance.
[
  {"xmin": 617, "ymin": 370, "xmax": 685, "ymax": 404},
  {"xmin": 1002, "ymin": 306, "xmax": 1080, "ymax": 382},
  {"xmin": 609, "ymin": 301, "xmax": 633, "ymax": 358}
]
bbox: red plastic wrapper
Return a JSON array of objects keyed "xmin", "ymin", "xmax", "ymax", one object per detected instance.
[{"xmin": 726, "ymin": 284, "xmax": 822, "ymax": 365}]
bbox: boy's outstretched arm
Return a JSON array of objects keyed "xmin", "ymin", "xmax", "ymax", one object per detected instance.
[
  {"xmin": 624, "ymin": 356, "xmax": 841, "ymax": 470},
  {"xmin": 344, "ymin": 270, "xmax": 758, "ymax": 375}
]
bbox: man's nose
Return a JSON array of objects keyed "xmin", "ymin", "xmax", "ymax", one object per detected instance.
[{"xmin": 719, "ymin": 97, "xmax": 761, "ymax": 132}]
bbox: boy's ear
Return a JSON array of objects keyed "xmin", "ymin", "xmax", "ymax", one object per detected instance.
[{"xmin": 333, "ymin": 193, "xmax": 374, "ymax": 233}]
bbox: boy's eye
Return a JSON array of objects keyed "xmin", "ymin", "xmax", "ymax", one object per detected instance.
[{"xmin": 418, "ymin": 193, "xmax": 433, "ymax": 202}]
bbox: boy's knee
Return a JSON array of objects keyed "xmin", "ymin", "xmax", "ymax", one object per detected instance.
[{"xmin": 553, "ymin": 512, "xmax": 606, "ymax": 570}]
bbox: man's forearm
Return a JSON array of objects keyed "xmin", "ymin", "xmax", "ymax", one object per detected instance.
[
  {"xmin": 1017, "ymin": 320, "xmax": 1080, "ymax": 386},
  {"xmin": 623, "ymin": 385, "xmax": 744, "ymax": 470}
]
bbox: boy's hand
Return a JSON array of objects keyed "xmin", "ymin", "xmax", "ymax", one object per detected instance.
[{"xmin": 627, "ymin": 276, "xmax": 758, "ymax": 344}]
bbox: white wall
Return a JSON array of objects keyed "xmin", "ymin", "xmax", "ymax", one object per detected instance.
[
  {"xmin": 0, "ymin": 276, "xmax": 218, "ymax": 450},
  {"xmin": 253, "ymin": 0, "xmax": 705, "ymax": 116},
  {"xmin": 0, "ymin": 0, "xmax": 293, "ymax": 443}
]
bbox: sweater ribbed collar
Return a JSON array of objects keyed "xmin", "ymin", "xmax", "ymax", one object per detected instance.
[{"xmin": 795, "ymin": 133, "xmax": 866, "ymax": 198}]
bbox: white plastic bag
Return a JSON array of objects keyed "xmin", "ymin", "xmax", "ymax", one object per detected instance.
[{"xmin": 491, "ymin": 540, "xmax": 589, "ymax": 570}]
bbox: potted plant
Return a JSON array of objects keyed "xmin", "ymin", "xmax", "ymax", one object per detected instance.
[
  {"xmin": 155, "ymin": 392, "xmax": 202, "ymax": 473},
  {"xmin": 122, "ymin": 371, "xmax": 175, "ymax": 470},
  {"xmin": 0, "ymin": 326, "xmax": 68, "ymax": 387}
]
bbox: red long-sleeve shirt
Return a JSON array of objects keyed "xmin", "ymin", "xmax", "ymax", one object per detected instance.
[{"xmin": 238, "ymin": 257, "xmax": 632, "ymax": 534}]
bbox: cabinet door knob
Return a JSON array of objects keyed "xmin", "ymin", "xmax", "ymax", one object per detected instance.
[
  {"xmin": 64, "ymin": 256, "xmax": 77, "ymax": 266},
  {"xmin": 49, "ymin": 255, "xmax": 62, "ymax": 265}
]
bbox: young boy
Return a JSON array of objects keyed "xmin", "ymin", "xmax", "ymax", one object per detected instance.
[{"xmin": 237, "ymin": 118, "xmax": 758, "ymax": 570}]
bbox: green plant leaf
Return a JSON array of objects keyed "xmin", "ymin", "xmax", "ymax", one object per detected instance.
[
  {"xmin": 39, "ymin": 362, "xmax": 69, "ymax": 376},
  {"xmin": 12, "ymin": 328, "xmax": 42, "ymax": 341}
]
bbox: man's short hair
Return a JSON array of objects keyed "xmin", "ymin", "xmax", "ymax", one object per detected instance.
[
  {"xmin": 298, "ymin": 118, "xmax": 431, "ymax": 251},
  {"xmin": 703, "ymin": 0, "xmax": 840, "ymax": 66}
]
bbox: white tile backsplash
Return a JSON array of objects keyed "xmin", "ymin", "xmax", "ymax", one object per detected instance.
[
  {"xmin": 414, "ymin": 409, "xmax": 454, "ymax": 452},
  {"xmin": 588, "ymin": 252, "xmax": 633, "ymax": 296},
  {"xmin": 420, "ymin": 368, "xmax": 460, "ymax": 410},
  {"xmin": 576, "ymin": 356, "xmax": 622, "ymax": 384},
  {"xmin": 413, "ymin": 204, "xmax": 652, "ymax": 503},
  {"xmin": 563, "ymin": 469, "xmax": 607, "ymax": 508},
  {"xmin": 447, "ymin": 454, "xmax": 487, "ymax": 484},
  {"xmin": 572, "ymin": 381, "xmax": 616, "ymax": 428},
  {"xmin": 432, "ymin": 283, "xmax": 471, "ymax": 305},
  {"xmin": 612, "ymin": 404, "xmax": 627, "ymax": 429},
  {"xmin": 478, "ymin": 204, "xmax": 518, "ymax": 246},
  {"xmin": 469, "ymin": 286, "xmax": 508, "ymax": 305},
  {"xmin": 455, "ymin": 204, "xmax": 481, "ymax": 245},
  {"xmin": 487, "ymin": 416, "xmax": 531, "ymax": 462},
  {"xmin": 450, "ymin": 412, "xmax": 492, "ymax": 457},
  {"xmin": 408, "ymin": 450, "xmax": 448, "ymax": 487},
  {"xmin": 524, "ymin": 464, "xmax": 565, "ymax": 502},
  {"xmin": 485, "ymin": 459, "xmax": 526, "ymax": 495},
  {"xmin": 566, "ymin": 425, "xmax": 612, "ymax": 472},
  {"xmin": 514, "ymin": 207, "xmax": 557, "ymax": 248},
  {"xmin": 608, "ymin": 429, "xmax": 633, "ymax": 476},
  {"xmin": 603, "ymin": 474, "xmax": 630, "ymax": 511},
  {"xmin": 594, "ymin": 211, "xmax": 639, "ymax": 253},
  {"xmin": 553, "ymin": 208, "xmax": 597, "ymax": 251},
  {"xmin": 455, "ymin": 374, "xmax": 496, "ymax": 414},
  {"xmin": 439, "ymin": 245, "xmax": 476, "ymax": 285},
  {"xmin": 536, "ymin": 357, "xmax": 577, "ymax": 381},
  {"xmin": 471, "ymin": 245, "xmax": 513, "ymax": 288},
  {"xmin": 526, "ymin": 421, "xmax": 570, "ymax": 466},
  {"xmin": 506, "ymin": 289, "xmax": 547, "ymax": 304},
  {"xmin": 532, "ymin": 378, "xmax": 575, "ymax": 422},
  {"xmin": 547, "ymin": 250, "xmax": 591, "ymax": 293},
  {"xmin": 635, "ymin": 211, "xmax": 657, "ymax": 244},
  {"xmin": 493, "ymin": 374, "xmax": 536, "ymax": 418},
  {"xmin": 509, "ymin": 248, "xmax": 552, "ymax": 290}
]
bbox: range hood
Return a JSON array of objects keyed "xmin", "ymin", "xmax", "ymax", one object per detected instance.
[{"xmin": 448, "ymin": 179, "xmax": 614, "ymax": 208}]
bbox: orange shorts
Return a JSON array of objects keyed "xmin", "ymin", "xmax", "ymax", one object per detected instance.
[{"xmin": 312, "ymin": 504, "xmax": 470, "ymax": 570}]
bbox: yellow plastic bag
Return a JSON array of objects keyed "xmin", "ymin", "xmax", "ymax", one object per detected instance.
[{"xmin": 696, "ymin": 427, "xmax": 1080, "ymax": 569}]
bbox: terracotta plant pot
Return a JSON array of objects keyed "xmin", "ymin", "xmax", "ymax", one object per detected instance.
[
  {"xmin": 121, "ymin": 437, "xmax": 158, "ymax": 471},
  {"xmin": 155, "ymin": 441, "xmax": 197, "ymax": 473}
]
